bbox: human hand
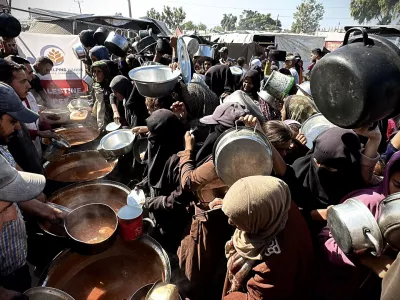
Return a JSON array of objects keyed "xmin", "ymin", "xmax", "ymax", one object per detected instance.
[
  {"xmin": 171, "ymin": 101, "xmax": 187, "ymax": 121},
  {"xmin": 169, "ymin": 62, "xmax": 179, "ymax": 72},
  {"xmin": 209, "ymin": 198, "xmax": 223, "ymax": 210},
  {"xmin": 353, "ymin": 125, "xmax": 381, "ymax": 142},
  {"xmin": 113, "ymin": 111, "xmax": 120, "ymax": 124},
  {"xmin": 45, "ymin": 206, "xmax": 68, "ymax": 224},
  {"xmin": 0, "ymin": 287, "xmax": 25, "ymax": 300},
  {"xmin": 184, "ymin": 131, "xmax": 195, "ymax": 151},
  {"xmin": 239, "ymin": 115, "xmax": 258, "ymax": 128},
  {"xmin": 36, "ymin": 193, "xmax": 47, "ymax": 203},
  {"xmin": 38, "ymin": 130, "xmax": 60, "ymax": 139},
  {"xmin": 295, "ymin": 133, "xmax": 307, "ymax": 145},
  {"xmin": 131, "ymin": 126, "xmax": 149, "ymax": 134}
]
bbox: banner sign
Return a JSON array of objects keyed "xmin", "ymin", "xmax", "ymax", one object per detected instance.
[{"xmin": 16, "ymin": 32, "xmax": 86, "ymax": 107}]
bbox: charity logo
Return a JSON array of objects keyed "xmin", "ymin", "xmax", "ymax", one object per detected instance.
[{"xmin": 40, "ymin": 45, "xmax": 65, "ymax": 66}]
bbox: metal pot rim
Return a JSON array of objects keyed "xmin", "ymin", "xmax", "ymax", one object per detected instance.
[{"xmin": 129, "ymin": 65, "xmax": 181, "ymax": 85}]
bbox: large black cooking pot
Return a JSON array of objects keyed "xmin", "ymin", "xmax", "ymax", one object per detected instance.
[
  {"xmin": 311, "ymin": 27, "xmax": 400, "ymax": 128},
  {"xmin": 0, "ymin": 12, "xmax": 21, "ymax": 38}
]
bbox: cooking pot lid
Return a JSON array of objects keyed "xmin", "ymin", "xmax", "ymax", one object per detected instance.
[
  {"xmin": 301, "ymin": 113, "xmax": 336, "ymax": 149},
  {"xmin": 212, "ymin": 127, "xmax": 273, "ymax": 186},
  {"xmin": 177, "ymin": 37, "xmax": 192, "ymax": 84}
]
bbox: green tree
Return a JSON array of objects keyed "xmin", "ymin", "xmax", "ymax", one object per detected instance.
[
  {"xmin": 238, "ymin": 10, "xmax": 281, "ymax": 31},
  {"xmin": 198, "ymin": 23, "xmax": 207, "ymax": 31},
  {"xmin": 350, "ymin": 0, "xmax": 400, "ymax": 25},
  {"xmin": 146, "ymin": 6, "xmax": 186, "ymax": 29},
  {"xmin": 291, "ymin": 0, "xmax": 324, "ymax": 34},
  {"xmin": 146, "ymin": 8, "xmax": 161, "ymax": 20},
  {"xmin": 212, "ymin": 26, "xmax": 224, "ymax": 32},
  {"xmin": 221, "ymin": 13, "xmax": 237, "ymax": 31},
  {"xmin": 182, "ymin": 21, "xmax": 196, "ymax": 31}
]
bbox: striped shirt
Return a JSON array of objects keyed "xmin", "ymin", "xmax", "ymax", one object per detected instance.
[{"xmin": 0, "ymin": 151, "xmax": 28, "ymax": 276}]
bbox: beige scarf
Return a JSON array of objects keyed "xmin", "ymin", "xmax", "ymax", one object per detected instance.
[{"xmin": 222, "ymin": 176, "xmax": 291, "ymax": 293}]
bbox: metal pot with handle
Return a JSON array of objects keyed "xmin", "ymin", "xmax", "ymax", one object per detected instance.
[
  {"xmin": 72, "ymin": 43, "xmax": 87, "ymax": 61},
  {"xmin": 311, "ymin": 27, "xmax": 400, "ymax": 128},
  {"xmin": 105, "ymin": 29, "xmax": 130, "ymax": 57},
  {"xmin": 212, "ymin": 126, "xmax": 273, "ymax": 186},
  {"xmin": 378, "ymin": 192, "xmax": 400, "ymax": 250},
  {"xmin": 327, "ymin": 198, "xmax": 383, "ymax": 256},
  {"xmin": 194, "ymin": 44, "xmax": 217, "ymax": 59}
]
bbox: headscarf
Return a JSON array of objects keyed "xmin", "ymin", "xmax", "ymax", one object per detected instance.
[
  {"xmin": 284, "ymin": 95, "xmax": 318, "ymax": 124},
  {"xmin": 259, "ymin": 100, "xmax": 282, "ymax": 121},
  {"xmin": 110, "ymin": 75, "xmax": 133, "ymax": 100},
  {"xmin": 223, "ymin": 176, "xmax": 291, "ymax": 260},
  {"xmin": 205, "ymin": 65, "xmax": 235, "ymax": 97},
  {"xmin": 91, "ymin": 60, "xmax": 111, "ymax": 86},
  {"xmin": 241, "ymin": 70, "xmax": 261, "ymax": 101},
  {"xmin": 222, "ymin": 176, "xmax": 291, "ymax": 292},
  {"xmin": 89, "ymin": 46, "xmax": 109, "ymax": 61},
  {"xmin": 147, "ymin": 109, "xmax": 186, "ymax": 188},
  {"xmin": 179, "ymin": 82, "xmax": 219, "ymax": 120},
  {"xmin": 292, "ymin": 127, "xmax": 365, "ymax": 208}
]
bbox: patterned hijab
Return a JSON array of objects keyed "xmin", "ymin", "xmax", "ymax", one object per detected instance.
[{"xmin": 284, "ymin": 95, "xmax": 318, "ymax": 124}]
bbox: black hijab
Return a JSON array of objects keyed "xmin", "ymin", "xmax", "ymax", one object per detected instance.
[
  {"xmin": 110, "ymin": 75, "xmax": 133, "ymax": 100},
  {"xmin": 195, "ymin": 124, "xmax": 230, "ymax": 166},
  {"xmin": 292, "ymin": 127, "xmax": 365, "ymax": 208},
  {"xmin": 241, "ymin": 69, "xmax": 261, "ymax": 100},
  {"xmin": 147, "ymin": 109, "xmax": 186, "ymax": 188},
  {"xmin": 205, "ymin": 65, "xmax": 235, "ymax": 97}
]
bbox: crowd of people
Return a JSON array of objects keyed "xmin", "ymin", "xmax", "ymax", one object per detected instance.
[{"xmin": 1, "ymin": 26, "xmax": 400, "ymax": 300}]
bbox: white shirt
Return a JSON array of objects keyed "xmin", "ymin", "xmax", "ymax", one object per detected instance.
[
  {"xmin": 22, "ymin": 92, "xmax": 42, "ymax": 157},
  {"xmin": 289, "ymin": 68, "xmax": 299, "ymax": 85}
]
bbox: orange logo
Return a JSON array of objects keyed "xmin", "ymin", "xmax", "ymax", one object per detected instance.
[{"xmin": 40, "ymin": 45, "xmax": 65, "ymax": 66}]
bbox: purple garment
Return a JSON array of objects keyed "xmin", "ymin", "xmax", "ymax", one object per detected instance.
[{"xmin": 316, "ymin": 151, "xmax": 400, "ymax": 300}]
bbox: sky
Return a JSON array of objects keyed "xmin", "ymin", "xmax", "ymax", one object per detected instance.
[{"xmin": 11, "ymin": 0, "xmax": 360, "ymax": 30}]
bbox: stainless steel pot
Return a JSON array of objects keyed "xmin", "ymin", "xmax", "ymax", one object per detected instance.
[
  {"xmin": 194, "ymin": 44, "xmax": 215, "ymax": 59},
  {"xmin": 301, "ymin": 113, "xmax": 337, "ymax": 149},
  {"xmin": 72, "ymin": 43, "xmax": 87, "ymax": 61},
  {"xmin": 181, "ymin": 36, "xmax": 200, "ymax": 57},
  {"xmin": 128, "ymin": 65, "xmax": 181, "ymax": 98},
  {"xmin": 378, "ymin": 192, "xmax": 400, "ymax": 250},
  {"xmin": 24, "ymin": 287, "xmax": 74, "ymax": 300},
  {"xmin": 327, "ymin": 198, "xmax": 383, "ymax": 256},
  {"xmin": 105, "ymin": 31, "xmax": 130, "ymax": 57},
  {"xmin": 100, "ymin": 129, "xmax": 136, "ymax": 157},
  {"xmin": 212, "ymin": 126, "xmax": 273, "ymax": 186}
]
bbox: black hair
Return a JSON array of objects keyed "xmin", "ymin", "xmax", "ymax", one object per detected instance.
[
  {"xmin": 5, "ymin": 55, "xmax": 30, "ymax": 65},
  {"xmin": 279, "ymin": 68, "xmax": 292, "ymax": 76},
  {"xmin": 237, "ymin": 57, "xmax": 245, "ymax": 66},
  {"xmin": 36, "ymin": 56, "xmax": 54, "ymax": 66},
  {"xmin": 0, "ymin": 59, "xmax": 25, "ymax": 85},
  {"xmin": 312, "ymin": 48, "xmax": 322, "ymax": 56}
]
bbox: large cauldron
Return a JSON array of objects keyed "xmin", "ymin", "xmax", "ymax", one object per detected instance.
[{"xmin": 40, "ymin": 235, "xmax": 171, "ymax": 300}]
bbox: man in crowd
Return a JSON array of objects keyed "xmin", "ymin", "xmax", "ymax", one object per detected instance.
[
  {"xmin": 31, "ymin": 56, "xmax": 54, "ymax": 106},
  {"xmin": 237, "ymin": 56, "xmax": 247, "ymax": 76},
  {"xmin": 0, "ymin": 60, "xmax": 54, "ymax": 173},
  {"xmin": 284, "ymin": 53, "xmax": 300, "ymax": 84},
  {"xmin": 308, "ymin": 48, "xmax": 322, "ymax": 74},
  {"xmin": 0, "ymin": 83, "xmax": 64, "ymax": 298},
  {"xmin": 203, "ymin": 58, "xmax": 213, "ymax": 73},
  {"xmin": 218, "ymin": 47, "xmax": 234, "ymax": 66},
  {"xmin": 0, "ymin": 37, "xmax": 18, "ymax": 58}
]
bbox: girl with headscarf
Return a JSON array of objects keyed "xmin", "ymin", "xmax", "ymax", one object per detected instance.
[
  {"xmin": 109, "ymin": 75, "xmax": 149, "ymax": 128},
  {"xmin": 89, "ymin": 46, "xmax": 110, "ymax": 62},
  {"xmin": 241, "ymin": 70, "xmax": 261, "ymax": 102},
  {"xmin": 282, "ymin": 95, "xmax": 318, "ymax": 124},
  {"xmin": 315, "ymin": 152, "xmax": 400, "ymax": 300},
  {"xmin": 91, "ymin": 60, "xmax": 113, "ymax": 129},
  {"xmin": 143, "ymin": 109, "xmax": 193, "ymax": 253},
  {"xmin": 284, "ymin": 127, "xmax": 380, "ymax": 230},
  {"xmin": 205, "ymin": 65, "xmax": 235, "ymax": 98},
  {"xmin": 222, "ymin": 176, "xmax": 314, "ymax": 299}
]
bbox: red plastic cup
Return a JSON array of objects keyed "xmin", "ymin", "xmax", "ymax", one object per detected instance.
[{"xmin": 117, "ymin": 205, "xmax": 143, "ymax": 241}]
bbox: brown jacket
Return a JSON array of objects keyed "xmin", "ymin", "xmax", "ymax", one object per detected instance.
[{"xmin": 224, "ymin": 202, "xmax": 315, "ymax": 300}]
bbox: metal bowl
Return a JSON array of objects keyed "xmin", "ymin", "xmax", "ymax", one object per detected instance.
[
  {"xmin": 24, "ymin": 287, "xmax": 74, "ymax": 300},
  {"xmin": 100, "ymin": 129, "xmax": 135, "ymax": 157},
  {"xmin": 301, "ymin": 113, "xmax": 337, "ymax": 149},
  {"xmin": 129, "ymin": 65, "xmax": 181, "ymax": 98},
  {"xmin": 40, "ymin": 109, "xmax": 70, "ymax": 125},
  {"xmin": 68, "ymin": 98, "xmax": 90, "ymax": 112},
  {"xmin": 72, "ymin": 43, "xmax": 86, "ymax": 61}
]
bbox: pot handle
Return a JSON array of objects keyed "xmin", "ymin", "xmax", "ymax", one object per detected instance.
[
  {"xmin": 143, "ymin": 217, "xmax": 156, "ymax": 236},
  {"xmin": 343, "ymin": 27, "xmax": 369, "ymax": 46},
  {"xmin": 364, "ymin": 228, "xmax": 381, "ymax": 256},
  {"xmin": 115, "ymin": 28, "xmax": 124, "ymax": 36}
]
